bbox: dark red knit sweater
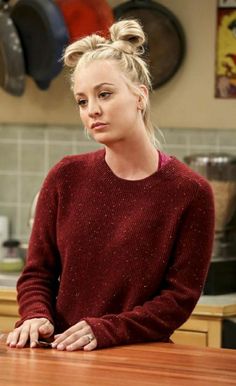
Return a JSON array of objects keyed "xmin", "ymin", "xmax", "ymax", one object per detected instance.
[{"xmin": 16, "ymin": 149, "xmax": 215, "ymax": 348}]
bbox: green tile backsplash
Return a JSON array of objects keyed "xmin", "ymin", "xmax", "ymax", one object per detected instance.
[
  {"xmin": 0, "ymin": 125, "xmax": 235, "ymax": 243},
  {"xmin": 0, "ymin": 143, "xmax": 18, "ymax": 171},
  {"xmin": 0, "ymin": 175, "xmax": 18, "ymax": 203},
  {"xmin": 21, "ymin": 143, "xmax": 45, "ymax": 172}
]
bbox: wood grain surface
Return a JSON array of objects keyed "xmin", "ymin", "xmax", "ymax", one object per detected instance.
[{"xmin": 0, "ymin": 341, "xmax": 236, "ymax": 386}]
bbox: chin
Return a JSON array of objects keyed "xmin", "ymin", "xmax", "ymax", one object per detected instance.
[{"xmin": 92, "ymin": 132, "xmax": 124, "ymax": 146}]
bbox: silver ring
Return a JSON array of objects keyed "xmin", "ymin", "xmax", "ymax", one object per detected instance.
[{"xmin": 86, "ymin": 334, "xmax": 94, "ymax": 344}]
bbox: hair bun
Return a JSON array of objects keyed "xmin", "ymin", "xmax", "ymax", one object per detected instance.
[
  {"xmin": 64, "ymin": 35, "xmax": 107, "ymax": 68},
  {"xmin": 109, "ymin": 19, "xmax": 145, "ymax": 55}
]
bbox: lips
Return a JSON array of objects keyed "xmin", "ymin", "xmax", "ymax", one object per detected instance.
[{"xmin": 91, "ymin": 122, "xmax": 108, "ymax": 130}]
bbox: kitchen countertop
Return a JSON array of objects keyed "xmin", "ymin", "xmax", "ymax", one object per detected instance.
[
  {"xmin": 0, "ymin": 340, "xmax": 235, "ymax": 386},
  {"xmin": 0, "ymin": 273, "xmax": 19, "ymax": 288},
  {"xmin": 1, "ymin": 272, "xmax": 236, "ymax": 315},
  {"xmin": 1, "ymin": 276, "xmax": 236, "ymax": 317}
]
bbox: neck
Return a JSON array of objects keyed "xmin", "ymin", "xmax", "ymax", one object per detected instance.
[{"xmin": 104, "ymin": 135, "xmax": 159, "ymax": 181}]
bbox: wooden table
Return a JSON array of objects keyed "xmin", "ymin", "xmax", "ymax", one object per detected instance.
[{"xmin": 0, "ymin": 341, "xmax": 236, "ymax": 386}]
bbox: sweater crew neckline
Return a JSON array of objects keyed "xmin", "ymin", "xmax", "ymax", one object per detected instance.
[{"xmin": 99, "ymin": 148, "xmax": 175, "ymax": 186}]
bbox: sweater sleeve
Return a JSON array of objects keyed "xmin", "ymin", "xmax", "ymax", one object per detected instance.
[
  {"xmin": 15, "ymin": 163, "xmax": 61, "ymax": 328},
  {"xmin": 84, "ymin": 180, "xmax": 215, "ymax": 348}
]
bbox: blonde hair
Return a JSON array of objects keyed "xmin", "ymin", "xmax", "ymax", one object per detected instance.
[{"xmin": 63, "ymin": 19, "xmax": 162, "ymax": 148}]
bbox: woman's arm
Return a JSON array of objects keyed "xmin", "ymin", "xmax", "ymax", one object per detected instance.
[
  {"xmin": 15, "ymin": 162, "xmax": 61, "ymax": 328},
  {"xmin": 84, "ymin": 181, "xmax": 215, "ymax": 348}
]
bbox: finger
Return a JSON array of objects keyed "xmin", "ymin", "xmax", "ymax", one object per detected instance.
[
  {"xmin": 8, "ymin": 328, "xmax": 22, "ymax": 347},
  {"xmin": 6, "ymin": 332, "xmax": 13, "ymax": 345},
  {"xmin": 56, "ymin": 325, "xmax": 91, "ymax": 348},
  {"xmin": 29, "ymin": 325, "xmax": 40, "ymax": 348},
  {"xmin": 59, "ymin": 321, "xmax": 85, "ymax": 337},
  {"xmin": 30, "ymin": 319, "xmax": 53, "ymax": 347},
  {"xmin": 52, "ymin": 329, "xmax": 78, "ymax": 347},
  {"xmin": 56, "ymin": 331, "xmax": 84, "ymax": 350},
  {"xmin": 83, "ymin": 338, "xmax": 98, "ymax": 352},
  {"xmin": 52, "ymin": 322, "xmax": 88, "ymax": 348},
  {"xmin": 16, "ymin": 325, "xmax": 31, "ymax": 348},
  {"xmin": 51, "ymin": 333, "xmax": 67, "ymax": 348},
  {"xmin": 65, "ymin": 335, "xmax": 94, "ymax": 352},
  {"xmin": 38, "ymin": 320, "xmax": 54, "ymax": 338}
]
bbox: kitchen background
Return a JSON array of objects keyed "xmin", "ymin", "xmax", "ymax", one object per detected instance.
[{"xmin": 0, "ymin": 0, "xmax": 236, "ymax": 243}]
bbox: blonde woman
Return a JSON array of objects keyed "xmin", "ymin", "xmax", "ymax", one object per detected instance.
[{"xmin": 7, "ymin": 19, "xmax": 215, "ymax": 352}]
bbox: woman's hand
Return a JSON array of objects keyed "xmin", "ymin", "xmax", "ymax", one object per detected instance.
[
  {"xmin": 6, "ymin": 318, "xmax": 54, "ymax": 348},
  {"xmin": 51, "ymin": 320, "xmax": 97, "ymax": 351}
]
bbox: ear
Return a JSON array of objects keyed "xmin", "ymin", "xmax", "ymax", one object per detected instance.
[{"xmin": 137, "ymin": 85, "xmax": 148, "ymax": 110}]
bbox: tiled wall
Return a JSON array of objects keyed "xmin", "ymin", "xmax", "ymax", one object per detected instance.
[
  {"xmin": 0, "ymin": 125, "xmax": 101, "ymax": 243},
  {"xmin": 0, "ymin": 125, "xmax": 236, "ymax": 243}
]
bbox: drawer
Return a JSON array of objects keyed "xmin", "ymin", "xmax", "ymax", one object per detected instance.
[
  {"xmin": 0, "ymin": 316, "xmax": 18, "ymax": 332},
  {"xmin": 171, "ymin": 330, "xmax": 208, "ymax": 347}
]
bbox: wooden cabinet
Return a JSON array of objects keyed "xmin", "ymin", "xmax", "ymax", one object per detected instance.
[
  {"xmin": 0, "ymin": 289, "xmax": 18, "ymax": 331},
  {"xmin": 171, "ymin": 293, "xmax": 236, "ymax": 348},
  {"xmin": 1, "ymin": 287, "xmax": 236, "ymax": 348}
]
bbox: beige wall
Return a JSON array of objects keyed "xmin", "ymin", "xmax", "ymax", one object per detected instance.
[{"xmin": 0, "ymin": 0, "xmax": 235, "ymax": 129}]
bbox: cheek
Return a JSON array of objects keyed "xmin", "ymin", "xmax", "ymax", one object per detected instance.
[
  {"xmin": 123, "ymin": 93, "xmax": 139, "ymax": 111},
  {"xmin": 109, "ymin": 97, "xmax": 138, "ymax": 118},
  {"xmin": 79, "ymin": 110, "xmax": 88, "ymax": 126}
]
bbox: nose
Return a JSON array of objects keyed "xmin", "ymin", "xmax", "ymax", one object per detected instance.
[{"xmin": 88, "ymin": 98, "xmax": 102, "ymax": 117}]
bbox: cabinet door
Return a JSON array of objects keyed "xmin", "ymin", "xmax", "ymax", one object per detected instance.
[
  {"xmin": 171, "ymin": 330, "xmax": 207, "ymax": 347},
  {"xmin": 0, "ymin": 316, "xmax": 18, "ymax": 332}
]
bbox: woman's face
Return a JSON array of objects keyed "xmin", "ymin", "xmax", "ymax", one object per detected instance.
[{"xmin": 73, "ymin": 59, "xmax": 146, "ymax": 146}]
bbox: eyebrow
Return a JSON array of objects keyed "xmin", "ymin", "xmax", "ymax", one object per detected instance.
[{"xmin": 75, "ymin": 83, "xmax": 115, "ymax": 96}]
